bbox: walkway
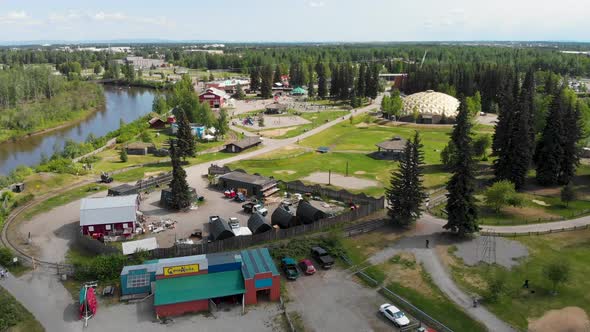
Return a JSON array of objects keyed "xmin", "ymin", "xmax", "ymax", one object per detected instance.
[
  {"xmin": 367, "ymin": 229, "xmax": 516, "ymax": 332},
  {"xmin": 422, "ymin": 212, "xmax": 590, "ymax": 234}
]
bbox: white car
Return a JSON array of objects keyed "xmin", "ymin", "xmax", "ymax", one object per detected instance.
[{"xmin": 379, "ymin": 303, "xmax": 410, "ymax": 327}]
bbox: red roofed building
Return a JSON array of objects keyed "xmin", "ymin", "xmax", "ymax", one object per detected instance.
[{"xmin": 199, "ymin": 88, "xmax": 228, "ymax": 108}]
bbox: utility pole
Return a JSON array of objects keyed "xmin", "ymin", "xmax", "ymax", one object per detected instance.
[
  {"xmin": 328, "ymin": 169, "xmax": 331, "ymax": 185},
  {"xmin": 346, "ymin": 161, "xmax": 349, "ymax": 177}
]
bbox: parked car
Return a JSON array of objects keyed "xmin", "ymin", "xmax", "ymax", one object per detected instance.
[
  {"xmin": 224, "ymin": 189, "xmax": 236, "ymax": 198},
  {"xmin": 298, "ymin": 259, "xmax": 316, "ymax": 275},
  {"xmin": 281, "ymin": 257, "xmax": 300, "ymax": 280},
  {"xmin": 379, "ymin": 303, "xmax": 410, "ymax": 327},
  {"xmin": 242, "ymin": 202, "xmax": 268, "ymax": 216},
  {"xmin": 234, "ymin": 192, "xmax": 246, "ymax": 202},
  {"xmin": 310, "ymin": 246, "xmax": 335, "ymax": 269},
  {"xmin": 209, "ymin": 215, "xmax": 220, "ymax": 223}
]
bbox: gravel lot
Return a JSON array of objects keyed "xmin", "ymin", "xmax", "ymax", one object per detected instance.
[{"xmin": 286, "ymin": 268, "xmax": 398, "ymax": 332}]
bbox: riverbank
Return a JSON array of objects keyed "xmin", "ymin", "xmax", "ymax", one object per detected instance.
[
  {"xmin": 102, "ymin": 79, "xmax": 173, "ymax": 90},
  {"xmin": 0, "ymin": 83, "xmax": 105, "ymax": 144}
]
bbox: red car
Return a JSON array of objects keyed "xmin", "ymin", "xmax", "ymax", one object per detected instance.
[
  {"xmin": 224, "ymin": 189, "xmax": 236, "ymax": 198},
  {"xmin": 298, "ymin": 259, "xmax": 317, "ymax": 275}
]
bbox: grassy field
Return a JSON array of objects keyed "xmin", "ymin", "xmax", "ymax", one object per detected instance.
[
  {"xmin": 229, "ymin": 116, "xmax": 492, "ymax": 196},
  {"xmin": 446, "ymin": 229, "xmax": 590, "ymax": 330},
  {"xmin": 340, "ymin": 231, "xmax": 485, "ymax": 332},
  {"xmin": 265, "ymin": 110, "xmax": 350, "ymax": 139},
  {"xmin": 19, "ymin": 183, "xmax": 108, "ymax": 221},
  {"xmin": 0, "ymin": 286, "xmax": 44, "ymax": 332}
]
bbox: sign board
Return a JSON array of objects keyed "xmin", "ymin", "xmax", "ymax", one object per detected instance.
[{"xmin": 163, "ymin": 264, "xmax": 199, "ymax": 276}]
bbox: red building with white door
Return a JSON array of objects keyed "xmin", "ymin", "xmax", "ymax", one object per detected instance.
[
  {"xmin": 199, "ymin": 87, "xmax": 228, "ymax": 108},
  {"xmin": 80, "ymin": 195, "xmax": 139, "ymax": 238}
]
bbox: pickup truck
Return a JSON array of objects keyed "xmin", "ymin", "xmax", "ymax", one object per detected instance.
[
  {"xmin": 281, "ymin": 257, "xmax": 300, "ymax": 280},
  {"xmin": 242, "ymin": 203, "xmax": 268, "ymax": 216},
  {"xmin": 311, "ymin": 246, "xmax": 335, "ymax": 269}
]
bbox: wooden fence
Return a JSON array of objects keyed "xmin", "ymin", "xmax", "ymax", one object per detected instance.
[{"xmin": 149, "ymin": 204, "xmax": 378, "ymax": 259}]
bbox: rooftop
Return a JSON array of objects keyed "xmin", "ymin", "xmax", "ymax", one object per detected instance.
[
  {"xmin": 122, "ymin": 237, "xmax": 158, "ymax": 255},
  {"xmin": 80, "ymin": 195, "xmax": 138, "ymax": 227},
  {"xmin": 375, "ymin": 136, "xmax": 407, "ymax": 151},
  {"xmin": 227, "ymin": 136, "xmax": 262, "ymax": 149},
  {"xmin": 241, "ymin": 248, "xmax": 279, "ymax": 279},
  {"xmin": 154, "ymin": 270, "xmax": 245, "ymax": 306},
  {"xmin": 402, "ymin": 90, "xmax": 460, "ymax": 117},
  {"xmin": 219, "ymin": 171, "xmax": 275, "ymax": 187}
]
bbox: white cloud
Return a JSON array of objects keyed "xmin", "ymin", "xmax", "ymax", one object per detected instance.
[
  {"xmin": 0, "ymin": 10, "xmax": 39, "ymax": 25},
  {"xmin": 46, "ymin": 10, "xmax": 174, "ymax": 28},
  {"xmin": 308, "ymin": 1, "xmax": 326, "ymax": 7}
]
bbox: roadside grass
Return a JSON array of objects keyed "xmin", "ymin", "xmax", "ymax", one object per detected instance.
[
  {"xmin": 0, "ymin": 286, "xmax": 44, "ymax": 332},
  {"xmin": 19, "ymin": 184, "xmax": 107, "ymax": 221},
  {"xmin": 341, "ymin": 232, "xmax": 486, "ymax": 331},
  {"xmin": 20, "ymin": 172, "xmax": 81, "ymax": 197},
  {"xmin": 446, "ymin": 229, "xmax": 590, "ymax": 330}
]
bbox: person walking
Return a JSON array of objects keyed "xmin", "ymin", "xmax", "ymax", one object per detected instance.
[{"xmin": 425, "ymin": 239, "xmax": 430, "ymax": 248}]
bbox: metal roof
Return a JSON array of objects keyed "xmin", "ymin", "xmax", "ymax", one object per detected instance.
[
  {"xmin": 219, "ymin": 171, "xmax": 275, "ymax": 187},
  {"xmin": 209, "ymin": 217, "xmax": 235, "ymax": 241},
  {"xmin": 296, "ymin": 201, "xmax": 327, "ymax": 225},
  {"xmin": 271, "ymin": 206, "xmax": 296, "ymax": 229},
  {"xmin": 154, "ymin": 270, "xmax": 245, "ymax": 306},
  {"xmin": 375, "ymin": 136, "xmax": 407, "ymax": 151},
  {"xmin": 226, "ymin": 136, "xmax": 262, "ymax": 149},
  {"xmin": 155, "ymin": 255, "xmax": 209, "ymax": 275},
  {"xmin": 402, "ymin": 90, "xmax": 460, "ymax": 117},
  {"xmin": 247, "ymin": 213, "xmax": 272, "ymax": 234},
  {"xmin": 122, "ymin": 237, "xmax": 158, "ymax": 255},
  {"xmin": 241, "ymin": 248, "xmax": 279, "ymax": 279},
  {"xmin": 80, "ymin": 195, "xmax": 138, "ymax": 227}
]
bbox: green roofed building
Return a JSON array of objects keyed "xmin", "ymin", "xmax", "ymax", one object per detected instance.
[
  {"xmin": 291, "ymin": 86, "xmax": 307, "ymax": 96},
  {"xmin": 120, "ymin": 248, "xmax": 280, "ymax": 318}
]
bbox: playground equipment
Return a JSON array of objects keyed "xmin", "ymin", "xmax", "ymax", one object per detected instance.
[{"xmin": 79, "ymin": 281, "xmax": 98, "ymax": 327}]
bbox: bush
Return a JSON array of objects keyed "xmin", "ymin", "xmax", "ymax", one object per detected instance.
[
  {"xmin": 0, "ymin": 247, "xmax": 12, "ymax": 266},
  {"xmin": 484, "ymin": 180, "xmax": 520, "ymax": 212},
  {"xmin": 485, "ymin": 273, "xmax": 506, "ymax": 302},
  {"xmin": 73, "ymin": 254, "xmax": 128, "ymax": 281}
]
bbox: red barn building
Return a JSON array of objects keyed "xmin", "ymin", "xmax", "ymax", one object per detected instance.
[
  {"xmin": 80, "ymin": 195, "xmax": 139, "ymax": 238},
  {"xmin": 199, "ymin": 87, "xmax": 228, "ymax": 108}
]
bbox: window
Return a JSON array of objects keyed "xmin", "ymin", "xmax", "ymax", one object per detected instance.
[
  {"xmin": 88, "ymin": 226, "xmax": 94, "ymax": 232},
  {"xmin": 127, "ymin": 273, "xmax": 150, "ymax": 289},
  {"xmin": 105, "ymin": 225, "xmax": 111, "ymax": 230},
  {"xmin": 122, "ymin": 223, "xmax": 128, "ymax": 228}
]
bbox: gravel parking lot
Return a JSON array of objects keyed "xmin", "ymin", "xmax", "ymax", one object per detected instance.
[{"xmin": 286, "ymin": 268, "xmax": 398, "ymax": 332}]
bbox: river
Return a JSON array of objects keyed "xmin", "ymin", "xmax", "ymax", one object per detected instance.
[{"xmin": 0, "ymin": 85, "xmax": 157, "ymax": 175}]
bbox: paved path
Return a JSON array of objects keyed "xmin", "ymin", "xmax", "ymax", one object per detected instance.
[
  {"xmin": 423, "ymin": 212, "xmax": 590, "ymax": 234},
  {"xmin": 367, "ymin": 228, "xmax": 516, "ymax": 332}
]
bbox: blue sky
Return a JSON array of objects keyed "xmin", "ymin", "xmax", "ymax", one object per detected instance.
[{"xmin": 1, "ymin": 0, "xmax": 589, "ymax": 42}]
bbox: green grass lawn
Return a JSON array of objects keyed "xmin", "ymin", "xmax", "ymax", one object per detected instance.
[
  {"xmin": 0, "ymin": 286, "xmax": 44, "ymax": 332},
  {"xmin": 448, "ymin": 229, "xmax": 590, "ymax": 330},
  {"xmin": 230, "ymin": 118, "xmax": 492, "ymax": 197},
  {"xmin": 19, "ymin": 184, "xmax": 108, "ymax": 221}
]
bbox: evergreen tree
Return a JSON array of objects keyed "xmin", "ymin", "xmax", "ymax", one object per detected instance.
[
  {"xmin": 507, "ymin": 70, "xmax": 535, "ymax": 189},
  {"xmin": 316, "ymin": 61, "xmax": 327, "ymax": 99},
  {"xmin": 444, "ymin": 98, "xmax": 479, "ymax": 235},
  {"xmin": 386, "ymin": 131, "xmax": 426, "ymax": 226},
  {"xmin": 260, "ymin": 64, "xmax": 273, "ymax": 98},
  {"xmin": 307, "ymin": 62, "xmax": 315, "ymax": 97},
  {"xmin": 234, "ymin": 83, "xmax": 245, "ymax": 100},
  {"xmin": 249, "ymin": 68, "xmax": 260, "ymax": 92},
  {"xmin": 357, "ymin": 63, "xmax": 367, "ymax": 97},
  {"xmin": 560, "ymin": 93, "xmax": 582, "ymax": 184},
  {"xmin": 492, "ymin": 70, "xmax": 517, "ymax": 181},
  {"xmin": 152, "ymin": 95, "xmax": 168, "ymax": 114},
  {"xmin": 535, "ymin": 90, "xmax": 565, "ymax": 186},
  {"xmin": 119, "ymin": 148, "xmax": 128, "ymax": 162},
  {"xmin": 217, "ymin": 109, "xmax": 229, "ymax": 137},
  {"xmin": 169, "ymin": 140, "xmax": 192, "ymax": 210},
  {"xmin": 330, "ymin": 64, "xmax": 340, "ymax": 97},
  {"xmin": 175, "ymin": 108, "xmax": 196, "ymax": 159},
  {"xmin": 273, "ymin": 64, "xmax": 282, "ymax": 84}
]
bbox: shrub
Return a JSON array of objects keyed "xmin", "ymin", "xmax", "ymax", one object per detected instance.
[
  {"xmin": 0, "ymin": 247, "xmax": 12, "ymax": 266},
  {"xmin": 484, "ymin": 180, "xmax": 520, "ymax": 212},
  {"xmin": 73, "ymin": 254, "xmax": 128, "ymax": 281}
]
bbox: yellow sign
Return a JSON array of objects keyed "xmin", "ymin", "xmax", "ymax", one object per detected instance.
[{"xmin": 163, "ymin": 264, "xmax": 199, "ymax": 276}]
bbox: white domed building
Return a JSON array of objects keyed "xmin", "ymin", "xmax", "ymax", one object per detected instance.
[{"xmin": 401, "ymin": 90, "xmax": 460, "ymax": 124}]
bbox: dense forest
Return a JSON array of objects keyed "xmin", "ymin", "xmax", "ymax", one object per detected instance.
[{"xmin": 0, "ymin": 66, "xmax": 104, "ymax": 142}]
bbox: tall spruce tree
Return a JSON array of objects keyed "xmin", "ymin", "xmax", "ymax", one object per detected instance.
[
  {"xmin": 260, "ymin": 64, "xmax": 273, "ymax": 98},
  {"xmin": 535, "ymin": 90, "xmax": 566, "ymax": 186},
  {"xmin": 357, "ymin": 63, "xmax": 367, "ymax": 97},
  {"xmin": 316, "ymin": 61, "xmax": 327, "ymax": 99},
  {"xmin": 249, "ymin": 68, "xmax": 260, "ymax": 92},
  {"xmin": 444, "ymin": 98, "xmax": 479, "ymax": 235},
  {"xmin": 506, "ymin": 70, "xmax": 535, "ymax": 189},
  {"xmin": 492, "ymin": 69, "xmax": 517, "ymax": 181},
  {"xmin": 168, "ymin": 140, "xmax": 192, "ymax": 210},
  {"xmin": 307, "ymin": 62, "xmax": 315, "ymax": 97},
  {"xmin": 273, "ymin": 64, "xmax": 282, "ymax": 84},
  {"xmin": 175, "ymin": 107, "xmax": 196, "ymax": 159},
  {"xmin": 386, "ymin": 131, "xmax": 426, "ymax": 226},
  {"xmin": 559, "ymin": 94, "xmax": 582, "ymax": 184}
]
